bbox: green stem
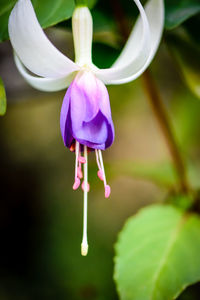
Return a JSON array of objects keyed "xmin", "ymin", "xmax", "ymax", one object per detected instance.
[
  {"xmin": 75, "ymin": 0, "xmax": 88, "ymax": 6},
  {"xmin": 142, "ymin": 70, "xmax": 190, "ymax": 194}
]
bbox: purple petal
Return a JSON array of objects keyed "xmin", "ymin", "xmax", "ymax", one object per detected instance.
[
  {"xmin": 96, "ymin": 78, "xmax": 112, "ymax": 120},
  {"xmin": 60, "ymin": 70, "xmax": 115, "ymax": 150},
  {"xmin": 70, "ymin": 71, "xmax": 99, "ymax": 125},
  {"xmin": 73, "ymin": 111, "xmax": 107, "ymax": 147},
  {"xmin": 105, "ymin": 120, "xmax": 115, "ymax": 149},
  {"xmin": 60, "ymin": 84, "xmax": 73, "ymax": 147},
  {"xmin": 74, "ymin": 111, "xmax": 114, "ymax": 150}
]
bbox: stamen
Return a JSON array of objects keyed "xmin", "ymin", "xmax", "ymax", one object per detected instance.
[
  {"xmin": 78, "ymin": 156, "xmax": 86, "ymax": 164},
  {"xmin": 81, "ymin": 145, "xmax": 89, "ymax": 256},
  {"xmin": 73, "ymin": 141, "xmax": 80, "ymax": 190},
  {"xmin": 70, "ymin": 142, "xmax": 75, "ymax": 152},
  {"xmin": 98, "ymin": 150, "xmax": 111, "ymax": 198},
  {"xmin": 105, "ymin": 185, "xmax": 111, "ymax": 198},
  {"xmin": 95, "ymin": 149, "xmax": 101, "ymax": 170},
  {"xmin": 77, "ymin": 163, "xmax": 83, "ymax": 179}
]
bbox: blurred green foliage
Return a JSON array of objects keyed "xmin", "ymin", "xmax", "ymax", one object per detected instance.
[
  {"xmin": 1, "ymin": 0, "xmax": 200, "ymax": 42},
  {"xmin": 0, "ymin": 77, "xmax": 6, "ymax": 116},
  {"xmin": 167, "ymin": 32, "xmax": 200, "ymax": 99},
  {"xmin": 0, "ymin": 0, "xmax": 97, "ymax": 42},
  {"xmin": 164, "ymin": 0, "xmax": 200, "ymax": 29}
]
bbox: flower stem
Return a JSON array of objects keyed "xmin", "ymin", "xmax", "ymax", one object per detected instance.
[
  {"xmin": 75, "ymin": 0, "xmax": 88, "ymax": 6},
  {"xmin": 142, "ymin": 69, "xmax": 190, "ymax": 194}
]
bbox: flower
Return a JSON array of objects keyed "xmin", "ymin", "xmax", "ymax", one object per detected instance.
[{"xmin": 8, "ymin": 0, "xmax": 164, "ymax": 255}]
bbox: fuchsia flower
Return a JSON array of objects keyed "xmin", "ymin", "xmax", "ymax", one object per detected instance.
[
  {"xmin": 8, "ymin": 0, "xmax": 164, "ymax": 255},
  {"xmin": 60, "ymin": 70, "xmax": 114, "ymax": 191}
]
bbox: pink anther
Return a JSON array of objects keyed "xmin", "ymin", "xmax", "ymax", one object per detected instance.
[
  {"xmin": 97, "ymin": 169, "xmax": 104, "ymax": 181},
  {"xmin": 81, "ymin": 181, "xmax": 90, "ymax": 192},
  {"xmin": 105, "ymin": 185, "xmax": 111, "ymax": 198},
  {"xmin": 70, "ymin": 144, "xmax": 75, "ymax": 152},
  {"xmin": 77, "ymin": 167, "xmax": 83, "ymax": 179},
  {"xmin": 73, "ymin": 177, "xmax": 80, "ymax": 190},
  {"xmin": 78, "ymin": 156, "xmax": 86, "ymax": 164}
]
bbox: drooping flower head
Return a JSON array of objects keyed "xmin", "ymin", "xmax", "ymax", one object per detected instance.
[
  {"xmin": 8, "ymin": 0, "xmax": 164, "ymax": 255},
  {"xmin": 60, "ymin": 70, "xmax": 114, "ymax": 255},
  {"xmin": 60, "ymin": 70, "xmax": 114, "ymax": 151}
]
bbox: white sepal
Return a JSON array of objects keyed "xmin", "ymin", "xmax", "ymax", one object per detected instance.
[
  {"xmin": 93, "ymin": 0, "xmax": 164, "ymax": 85},
  {"xmin": 8, "ymin": 0, "xmax": 80, "ymax": 78},
  {"xmin": 14, "ymin": 54, "xmax": 76, "ymax": 92}
]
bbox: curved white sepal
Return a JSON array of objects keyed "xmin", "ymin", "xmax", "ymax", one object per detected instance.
[
  {"xmin": 93, "ymin": 0, "xmax": 150, "ymax": 84},
  {"xmin": 113, "ymin": 0, "xmax": 164, "ymax": 69},
  {"xmin": 14, "ymin": 55, "xmax": 76, "ymax": 92},
  {"xmin": 8, "ymin": 0, "xmax": 80, "ymax": 78},
  {"xmin": 94, "ymin": 0, "xmax": 164, "ymax": 85}
]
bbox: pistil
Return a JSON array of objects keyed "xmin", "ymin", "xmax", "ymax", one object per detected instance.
[{"xmin": 81, "ymin": 145, "xmax": 89, "ymax": 256}]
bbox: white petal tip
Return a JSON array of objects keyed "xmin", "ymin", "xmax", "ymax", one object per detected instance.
[{"xmin": 81, "ymin": 243, "xmax": 88, "ymax": 256}]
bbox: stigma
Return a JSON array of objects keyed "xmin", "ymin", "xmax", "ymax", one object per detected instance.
[{"xmin": 70, "ymin": 140, "xmax": 111, "ymax": 256}]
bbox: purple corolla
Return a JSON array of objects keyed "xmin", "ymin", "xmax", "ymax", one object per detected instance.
[{"xmin": 60, "ymin": 70, "xmax": 114, "ymax": 151}]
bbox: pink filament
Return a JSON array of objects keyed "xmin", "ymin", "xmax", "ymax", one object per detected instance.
[
  {"xmin": 77, "ymin": 165, "xmax": 83, "ymax": 179},
  {"xmin": 72, "ymin": 143, "xmax": 110, "ymax": 199},
  {"xmin": 95, "ymin": 149, "xmax": 111, "ymax": 198},
  {"xmin": 78, "ymin": 156, "xmax": 86, "ymax": 164}
]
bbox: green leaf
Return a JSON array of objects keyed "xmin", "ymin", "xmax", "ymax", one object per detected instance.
[
  {"xmin": 168, "ymin": 33, "xmax": 200, "ymax": 99},
  {"xmin": 115, "ymin": 204, "xmax": 200, "ymax": 300},
  {"xmin": 165, "ymin": 0, "xmax": 200, "ymax": 29},
  {"xmin": 32, "ymin": 0, "xmax": 75, "ymax": 28},
  {"xmin": 0, "ymin": 78, "xmax": 7, "ymax": 116},
  {"xmin": 0, "ymin": 1, "xmax": 16, "ymax": 42},
  {"xmin": 0, "ymin": 0, "xmax": 97, "ymax": 42},
  {"xmin": 0, "ymin": 0, "xmax": 75, "ymax": 42}
]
